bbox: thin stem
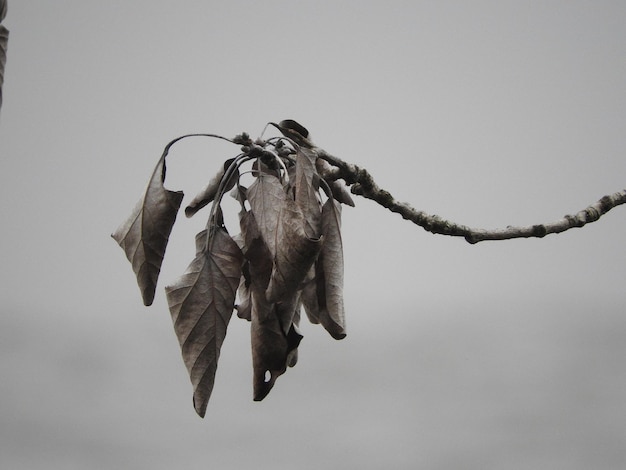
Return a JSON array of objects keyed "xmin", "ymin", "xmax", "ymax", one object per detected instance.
[
  {"xmin": 205, "ymin": 154, "xmax": 252, "ymax": 251},
  {"xmin": 314, "ymin": 148, "xmax": 626, "ymax": 244}
]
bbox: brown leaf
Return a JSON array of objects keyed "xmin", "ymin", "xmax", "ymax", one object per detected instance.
[
  {"xmin": 266, "ymin": 196, "xmax": 322, "ymax": 303},
  {"xmin": 112, "ymin": 155, "xmax": 184, "ymax": 306},
  {"xmin": 247, "ymin": 174, "xmax": 288, "ymax": 258},
  {"xmin": 235, "ymin": 210, "xmax": 269, "ymax": 321},
  {"xmin": 251, "ymin": 289, "xmax": 303, "ymax": 401},
  {"xmin": 235, "ymin": 265, "xmax": 252, "ymax": 321},
  {"xmin": 316, "ymin": 199, "xmax": 347, "ymax": 339},
  {"xmin": 327, "ymin": 179, "xmax": 355, "ymax": 207},
  {"xmin": 274, "ymin": 119, "xmax": 312, "ymax": 147},
  {"xmin": 301, "ymin": 268, "xmax": 321, "ymax": 324},
  {"xmin": 185, "ymin": 170, "xmax": 223, "ymax": 218},
  {"xmin": 278, "ymin": 119, "xmax": 309, "ymax": 140},
  {"xmin": 238, "ymin": 207, "xmax": 303, "ymax": 400},
  {"xmin": 185, "ymin": 158, "xmax": 239, "ymax": 218},
  {"xmin": 250, "ymin": 290, "xmax": 287, "ymax": 401},
  {"xmin": 295, "ymin": 148, "xmax": 322, "ymax": 239},
  {"xmin": 165, "ymin": 227, "xmax": 243, "ymax": 417},
  {"xmin": 255, "ymin": 151, "xmax": 323, "ymax": 303},
  {"xmin": 0, "ymin": 0, "xmax": 8, "ymax": 111}
]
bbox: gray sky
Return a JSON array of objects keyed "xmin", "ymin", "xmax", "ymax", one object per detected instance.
[{"xmin": 1, "ymin": 1, "xmax": 626, "ymax": 469}]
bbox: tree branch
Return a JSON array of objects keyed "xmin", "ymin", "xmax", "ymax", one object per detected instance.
[{"xmin": 315, "ymin": 147, "xmax": 626, "ymax": 244}]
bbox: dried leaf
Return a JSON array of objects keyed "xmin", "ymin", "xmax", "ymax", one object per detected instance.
[
  {"xmin": 185, "ymin": 158, "xmax": 238, "ymax": 218},
  {"xmin": 235, "ymin": 210, "xmax": 269, "ymax": 322},
  {"xmin": 165, "ymin": 227, "xmax": 243, "ymax": 417},
  {"xmin": 316, "ymin": 199, "xmax": 346, "ymax": 339},
  {"xmin": 274, "ymin": 119, "xmax": 312, "ymax": 147},
  {"xmin": 266, "ymin": 196, "xmax": 322, "ymax": 303},
  {"xmin": 301, "ymin": 268, "xmax": 321, "ymax": 324},
  {"xmin": 235, "ymin": 271, "xmax": 251, "ymax": 321},
  {"xmin": 278, "ymin": 119, "xmax": 309, "ymax": 140},
  {"xmin": 185, "ymin": 171, "xmax": 222, "ymax": 218},
  {"xmin": 0, "ymin": 0, "xmax": 8, "ymax": 111},
  {"xmin": 250, "ymin": 290, "xmax": 286, "ymax": 401},
  {"xmin": 327, "ymin": 179, "xmax": 355, "ymax": 207},
  {"xmin": 238, "ymin": 207, "xmax": 304, "ymax": 400},
  {"xmin": 251, "ymin": 289, "xmax": 303, "ymax": 401},
  {"xmin": 112, "ymin": 156, "xmax": 183, "ymax": 306},
  {"xmin": 247, "ymin": 174, "xmax": 288, "ymax": 258},
  {"xmin": 295, "ymin": 148, "xmax": 322, "ymax": 239}
]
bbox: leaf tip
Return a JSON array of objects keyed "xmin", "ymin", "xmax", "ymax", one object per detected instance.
[
  {"xmin": 193, "ymin": 396, "xmax": 207, "ymax": 418},
  {"xmin": 142, "ymin": 292, "xmax": 155, "ymax": 306},
  {"xmin": 253, "ymin": 370, "xmax": 278, "ymax": 401}
]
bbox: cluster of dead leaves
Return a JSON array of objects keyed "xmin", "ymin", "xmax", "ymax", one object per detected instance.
[
  {"xmin": 112, "ymin": 121, "xmax": 354, "ymax": 417},
  {"xmin": 0, "ymin": 0, "xmax": 8, "ymax": 110}
]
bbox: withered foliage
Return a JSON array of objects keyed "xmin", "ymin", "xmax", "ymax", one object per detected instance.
[
  {"xmin": 113, "ymin": 121, "xmax": 351, "ymax": 417},
  {"xmin": 0, "ymin": 0, "xmax": 8, "ymax": 110}
]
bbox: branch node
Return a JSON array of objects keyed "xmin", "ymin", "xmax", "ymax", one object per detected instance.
[{"xmin": 532, "ymin": 224, "xmax": 547, "ymax": 238}]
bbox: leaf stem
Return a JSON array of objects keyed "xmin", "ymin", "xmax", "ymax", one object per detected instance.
[{"xmin": 205, "ymin": 154, "xmax": 252, "ymax": 250}]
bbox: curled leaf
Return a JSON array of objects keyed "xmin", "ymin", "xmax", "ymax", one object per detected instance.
[
  {"xmin": 185, "ymin": 158, "xmax": 238, "ymax": 218},
  {"xmin": 235, "ymin": 265, "xmax": 252, "ymax": 321},
  {"xmin": 112, "ymin": 155, "xmax": 183, "ymax": 306},
  {"xmin": 247, "ymin": 174, "xmax": 288, "ymax": 258},
  {"xmin": 165, "ymin": 227, "xmax": 243, "ymax": 417},
  {"xmin": 0, "ymin": 0, "xmax": 8, "ymax": 111},
  {"xmin": 278, "ymin": 119, "xmax": 309, "ymax": 140},
  {"xmin": 317, "ymin": 199, "xmax": 346, "ymax": 339},
  {"xmin": 327, "ymin": 179, "xmax": 355, "ymax": 207},
  {"xmin": 274, "ymin": 119, "xmax": 312, "ymax": 147},
  {"xmin": 239, "ymin": 206, "xmax": 304, "ymax": 400},
  {"xmin": 235, "ymin": 210, "xmax": 270, "ymax": 321},
  {"xmin": 295, "ymin": 148, "xmax": 322, "ymax": 239},
  {"xmin": 266, "ymin": 196, "xmax": 322, "ymax": 303},
  {"xmin": 301, "ymin": 268, "xmax": 320, "ymax": 324},
  {"xmin": 251, "ymin": 289, "xmax": 303, "ymax": 401},
  {"xmin": 250, "ymin": 290, "xmax": 286, "ymax": 401},
  {"xmin": 303, "ymin": 199, "xmax": 346, "ymax": 339}
]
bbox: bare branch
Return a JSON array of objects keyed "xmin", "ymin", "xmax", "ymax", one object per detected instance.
[{"xmin": 315, "ymin": 148, "xmax": 626, "ymax": 244}]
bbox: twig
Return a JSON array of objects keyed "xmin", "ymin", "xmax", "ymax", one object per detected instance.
[{"xmin": 315, "ymin": 148, "xmax": 626, "ymax": 244}]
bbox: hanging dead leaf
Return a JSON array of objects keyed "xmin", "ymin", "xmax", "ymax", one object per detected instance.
[
  {"xmin": 251, "ymin": 289, "xmax": 303, "ymax": 401},
  {"xmin": 235, "ymin": 263, "xmax": 252, "ymax": 321},
  {"xmin": 112, "ymin": 155, "xmax": 184, "ymax": 306},
  {"xmin": 301, "ymin": 268, "xmax": 321, "ymax": 324},
  {"xmin": 0, "ymin": 26, "xmax": 6, "ymax": 111},
  {"xmin": 247, "ymin": 174, "xmax": 289, "ymax": 258},
  {"xmin": 327, "ymin": 180, "xmax": 355, "ymax": 207},
  {"xmin": 315, "ymin": 199, "xmax": 346, "ymax": 339},
  {"xmin": 266, "ymin": 196, "xmax": 322, "ymax": 303},
  {"xmin": 235, "ymin": 209, "xmax": 271, "ymax": 321},
  {"xmin": 250, "ymin": 290, "xmax": 287, "ymax": 401},
  {"xmin": 185, "ymin": 158, "xmax": 239, "ymax": 218},
  {"xmin": 165, "ymin": 227, "xmax": 243, "ymax": 417},
  {"xmin": 295, "ymin": 148, "xmax": 322, "ymax": 239},
  {"xmin": 0, "ymin": 0, "xmax": 6, "ymax": 111}
]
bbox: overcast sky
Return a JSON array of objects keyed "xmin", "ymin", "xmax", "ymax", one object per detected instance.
[{"xmin": 1, "ymin": 1, "xmax": 626, "ymax": 469}]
